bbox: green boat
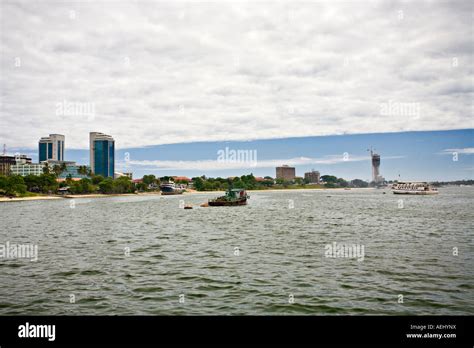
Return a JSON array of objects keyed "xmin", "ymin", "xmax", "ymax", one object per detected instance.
[{"xmin": 208, "ymin": 188, "xmax": 249, "ymax": 206}]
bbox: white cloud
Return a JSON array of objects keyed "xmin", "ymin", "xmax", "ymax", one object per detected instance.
[
  {"xmin": 0, "ymin": 1, "xmax": 472, "ymax": 149},
  {"xmin": 440, "ymin": 148, "xmax": 474, "ymax": 155}
]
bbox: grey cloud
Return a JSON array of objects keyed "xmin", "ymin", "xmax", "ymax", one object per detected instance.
[{"xmin": 0, "ymin": 0, "xmax": 472, "ymax": 149}]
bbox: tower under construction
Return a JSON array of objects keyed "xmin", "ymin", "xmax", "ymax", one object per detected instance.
[{"xmin": 369, "ymin": 147, "xmax": 383, "ymax": 184}]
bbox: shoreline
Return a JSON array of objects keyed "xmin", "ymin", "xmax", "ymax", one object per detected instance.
[{"xmin": 0, "ymin": 187, "xmax": 377, "ymax": 203}]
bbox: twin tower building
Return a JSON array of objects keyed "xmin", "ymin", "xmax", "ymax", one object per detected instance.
[{"xmin": 39, "ymin": 132, "xmax": 115, "ymax": 178}]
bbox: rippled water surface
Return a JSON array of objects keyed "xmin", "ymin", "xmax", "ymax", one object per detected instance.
[{"xmin": 0, "ymin": 187, "xmax": 473, "ymax": 315}]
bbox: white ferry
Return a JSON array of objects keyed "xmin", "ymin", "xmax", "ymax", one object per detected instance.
[
  {"xmin": 160, "ymin": 180, "xmax": 184, "ymax": 195},
  {"xmin": 392, "ymin": 182, "xmax": 438, "ymax": 195}
]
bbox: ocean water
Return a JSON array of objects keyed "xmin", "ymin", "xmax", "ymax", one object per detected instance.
[{"xmin": 0, "ymin": 187, "xmax": 473, "ymax": 315}]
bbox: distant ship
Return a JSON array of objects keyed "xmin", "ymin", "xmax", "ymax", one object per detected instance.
[
  {"xmin": 160, "ymin": 180, "xmax": 184, "ymax": 195},
  {"xmin": 392, "ymin": 182, "xmax": 438, "ymax": 195}
]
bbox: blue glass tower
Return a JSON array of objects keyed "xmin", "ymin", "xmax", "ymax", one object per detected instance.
[{"xmin": 90, "ymin": 132, "xmax": 115, "ymax": 177}]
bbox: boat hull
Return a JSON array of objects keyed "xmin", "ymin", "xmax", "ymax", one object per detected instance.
[
  {"xmin": 393, "ymin": 190, "xmax": 438, "ymax": 195},
  {"xmin": 208, "ymin": 199, "xmax": 247, "ymax": 206},
  {"xmin": 161, "ymin": 191, "xmax": 183, "ymax": 195}
]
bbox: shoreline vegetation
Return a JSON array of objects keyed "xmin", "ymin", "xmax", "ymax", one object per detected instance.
[{"xmin": 1, "ymin": 172, "xmax": 472, "ymax": 203}]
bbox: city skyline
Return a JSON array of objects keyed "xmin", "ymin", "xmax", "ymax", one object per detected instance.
[{"xmin": 6, "ymin": 129, "xmax": 473, "ymax": 182}]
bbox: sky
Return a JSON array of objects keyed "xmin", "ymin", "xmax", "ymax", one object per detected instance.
[
  {"xmin": 0, "ymin": 1, "xmax": 472, "ymax": 180},
  {"xmin": 10, "ymin": 129, "xmax": 474, "ymax": 181}
]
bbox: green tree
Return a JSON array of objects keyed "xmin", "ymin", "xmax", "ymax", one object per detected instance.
[
  {"xmin": 135, "ymin": 182, "xmax": 148, "ymax": 192},
  {"xmin": 52, "ymin": 164, "xmax": 63, "ymax": 177},
  {"xmin": 261, "ymin": 179, "xmax": 274, "ymax": 187},
  {"xmin": 321, "ymin": 175, "xmax": 338, "ymax": 184},
  {"xmin": 92, "ymin": 175, "xmax": 104, "ymax": 185},
  {"xmin": 6, "ymin": 175, "xmax": 27, "ymax": 195},
  {"xmin": 192, "ymin": 177, "xmax": 204, "ymax": 191},
  {"xmin": 23, "ymin": 175, "xmax": 41, "ymax": 192},
  {"xmin": 42, "ymin": 162, "xmax": 50, "ymax": 174},
  {"xmin": 0, "ymin": 176, "xmax": 8, "ymax": 192},
  {"xmin": 112, "ymin": 176, "xmax": 134, "ymax": 193},
  {"xmin": 38, "ymin": 174, "xmax": 58, "ymax": 193},
  {"xmin": 77, "ymin": 166, "xmax": 88, "ymax": 176},
  {"xmin": 98, "ymin": 178, "xmax": 114, "ymax": 193},
  {"xmin": 143, "ymin": 175, "xmax": 157, "ymax": 190},
  {"xmin": 351, "ymin": 179, "xmax": 368, "ymax": 188},
  {"xmin": 337, "ymin": 178, "xmax": 349, "ymax": 187}
]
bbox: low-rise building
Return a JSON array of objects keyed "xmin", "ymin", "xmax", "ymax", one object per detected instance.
[
  {"xmin": 10, "ymin": 162, "xmax": 45, "ymax": 176},
  {"xmin": 1, "ymin": 154, "xmax": 33, "ymax": 176}
]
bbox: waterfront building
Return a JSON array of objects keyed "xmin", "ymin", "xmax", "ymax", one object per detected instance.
[
  {"xmin": 10, "ymin": 162, "xmax": 45, "ymax": 176},
  {"xmin": 39, "ymin": 134, "xmax": 65, "ymax": 162},
  {"xmin": 0, "ymin": 154, "xmax": 32, "ymax": 176},
  {"xmin": 90, "ymin": 132, "xmax": 115, "ymax": 177},
  {"xmin": 304, "ymin": 170, "xmax": 320, "ymax": 184},
  {"xmin": 276, "ymin": 165, "xmax": 296, "ymax": 181}
]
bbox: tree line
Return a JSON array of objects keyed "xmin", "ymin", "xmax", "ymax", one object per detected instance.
[
  {"xmin": 190, "ymin": 174, "xmax": 369, "ymax": 191},
  {"xmin": 0, "ymin": 171, "xmax": 372, "ymax": 197},
  {"xmin": 0, "ymin": 174, "xmax": 137, "ymax": 197}
]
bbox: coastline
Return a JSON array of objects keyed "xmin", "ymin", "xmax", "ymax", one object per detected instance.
[{"xmin": 0, "ymin": 187, "xmax": 376, "ymax": 203}]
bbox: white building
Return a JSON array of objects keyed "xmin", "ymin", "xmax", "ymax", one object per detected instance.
[
  {"xmin": 10, "ymin": 163, "xmax": 45, "ymax": 176},
  {"xmin": 39, "ymin": 134, "xmax": 65, "ymax": 162}
]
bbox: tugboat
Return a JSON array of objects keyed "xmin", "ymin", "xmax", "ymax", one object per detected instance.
[
  {"xmin": 392, "ymin": 182, "xmax": 438, "ymax": 195},
  {"xmin": 160, "ymin": 180, "xmax": 184, "ymax": 195},
  {"xmin": 208, "ymin": 188, "xmax": 249, "ymax": 206}
]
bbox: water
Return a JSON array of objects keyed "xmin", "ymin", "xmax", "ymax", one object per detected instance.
[{"xmin": 0, "ymin": 187, "xmax": 473, "ymax": 315}]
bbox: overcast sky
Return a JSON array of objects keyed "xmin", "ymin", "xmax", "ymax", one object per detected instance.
[{"xmin": 1, "ymin": 0, "xmax": 472, "ymax": 150}]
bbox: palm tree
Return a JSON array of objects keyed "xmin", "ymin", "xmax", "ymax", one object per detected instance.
[
  {"xmin": 77, "ymin": 165, "xmax": 90, "ymax": 177},
  {"xmin": 43, "ymin": 162, "xmax": 50, "ymax": 174},
  {"xmin": 52, "ymin": 164, "xmax": 62, "ymax": 177}
]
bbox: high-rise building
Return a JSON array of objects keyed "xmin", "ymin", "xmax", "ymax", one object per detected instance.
[
  {"xmin": 304, "ymin": 170, "xmax": 320, "ymax": 184},
  {"xmin": 90, "ymin": 132, "xmax": 115, "ymax": 177},
  {"xmin": 39, "ymin": 134, "xmax": 65, "ymax": 162},
  {"xmin": 276, "ymin": 165, "xmax": 296, "ymax": 181}
]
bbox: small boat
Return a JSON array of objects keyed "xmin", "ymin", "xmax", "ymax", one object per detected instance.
[
  {"xmin": 160, "ymin": 180, "xmax": 184, "ymax": 195},
  {"xmin": 208, "ymin": 188, "xmax": 249, "ymax": 206},
  {"xmin": 392, "ymin": 182, "xmax": 438, "ymax": 195}
]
